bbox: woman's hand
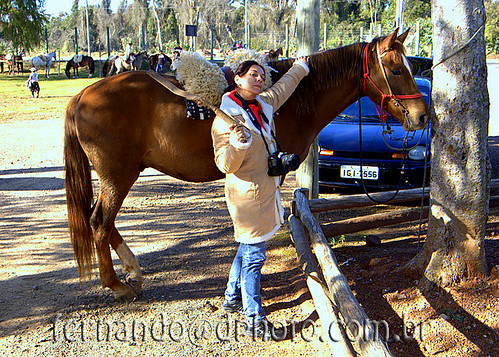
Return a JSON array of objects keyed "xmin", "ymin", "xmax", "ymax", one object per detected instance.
[
  {"xmin": 294, "ymin": 56, "xmax": 309, "ymax": 66},
  {"xmin": 229, "ymin": 124, "xmax": 251, "ymax": 143}
]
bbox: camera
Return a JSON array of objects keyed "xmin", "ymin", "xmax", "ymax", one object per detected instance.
[{"xmin": 267, "ymin": 152, "xmax": 300, "ymax": 176}]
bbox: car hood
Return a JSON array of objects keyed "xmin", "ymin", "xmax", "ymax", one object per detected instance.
[{"xmin": 318, "ymin": 119, "xmax": 430, "ymax": 153}]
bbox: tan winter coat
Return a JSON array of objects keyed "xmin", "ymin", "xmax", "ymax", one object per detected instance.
[{"xmin": 211, "ymin": 62, "xmax": 309, "ymax": 244}]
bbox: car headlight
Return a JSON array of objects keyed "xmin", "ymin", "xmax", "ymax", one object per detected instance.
[{"xmin": 408, "ymin": 146, "xmax": 428, "ymax": 160}]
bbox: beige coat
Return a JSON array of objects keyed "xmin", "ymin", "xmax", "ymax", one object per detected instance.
[{"xmin": 211, "ymin": 62, "xmax": 309, "ymax": 244}]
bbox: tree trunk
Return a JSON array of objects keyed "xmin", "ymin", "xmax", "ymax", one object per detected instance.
[{"xmin": 405, "ymin": 0, "xmax": 490, "ymax": 289}]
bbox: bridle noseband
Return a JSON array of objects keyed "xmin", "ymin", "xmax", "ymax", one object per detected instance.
[{"xmin": 362, "ymin": 42, "xmax": 422, "ymax": 125}]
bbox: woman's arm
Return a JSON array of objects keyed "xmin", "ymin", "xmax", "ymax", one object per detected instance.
[
  {"xmin": 260, "ymin": 58, "xmax": 309, "ymax": 111},
  {"xmin": 211, "ymin": 117, "xmax": 252, "ymax": 174}
]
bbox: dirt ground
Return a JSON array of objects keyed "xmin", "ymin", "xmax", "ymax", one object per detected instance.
[{"xmin": 0, "ymin": 116, "xmax": 498, "ymax": 356}]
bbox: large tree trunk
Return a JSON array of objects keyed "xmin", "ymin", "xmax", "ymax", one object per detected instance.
[{"xmin": 405, "ymin": 0, "xmax": 490, "ymax": 289}]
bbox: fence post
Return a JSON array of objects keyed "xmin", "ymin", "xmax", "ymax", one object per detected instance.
[
  {"xmin": 285, "ymin": 24, "xmax": 289, "ymax": 57},
  {"xmin": 323, "ymin": 23, "xmax": 327, "ymax": 50},
  {"xmin": 416, "ymin": 22, "xmax": 420, "ymax": 56},
  {"xmin": 107, "ymin": 27, "xmax": 110, "ymax": 57}
]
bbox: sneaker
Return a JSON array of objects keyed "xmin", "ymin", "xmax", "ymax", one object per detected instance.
[
  {"xmin": 243, "ymin": 318, "xmax": 274, "ymax": 341},
  {"xmin": 221, "ymin": 299, "xmax": 244, "ymax": 314}
]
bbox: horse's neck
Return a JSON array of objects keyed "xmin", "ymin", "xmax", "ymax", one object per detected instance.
[{"xmin": 275, "ymin": 43, "xmax": 364, "ymax": 157}]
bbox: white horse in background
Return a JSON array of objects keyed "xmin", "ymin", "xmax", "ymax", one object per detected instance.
[
  {"xmin": 31, "ymin": 51, "xmax": 56, "ymax": 78},
  {"xmin": 114, "ymin": 51, "xmax": 148, "ymax": 74}
]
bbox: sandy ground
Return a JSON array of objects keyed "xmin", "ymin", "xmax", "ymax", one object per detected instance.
[{"xmin": 0, "ymin": 115, "xmax": 497, "ymax": 356}]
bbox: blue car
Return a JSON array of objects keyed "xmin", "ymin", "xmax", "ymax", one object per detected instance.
[{"xmin": 318, "ymin": 76, "xmax": 431, "ymax": 191}]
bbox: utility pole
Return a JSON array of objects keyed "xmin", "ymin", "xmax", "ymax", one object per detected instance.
[
  {"xmin": 245, "ymin": 0, "xmax": 249, "ymax": 48},
  {"xmin": 396, "ymin": 0, "xmax": 404, "ymax": 32},
  {"xmin": 295, "ymin": 0, "xmax": 320, "ymax": 199},
  {"xmin": 85, "ymin": 0, "xmax": 91, "ymax": 56}
]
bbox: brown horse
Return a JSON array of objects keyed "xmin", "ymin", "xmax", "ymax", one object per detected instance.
[
  {"xmin": 64, "ymin": 29, "xmax": 429, "ymax": 301},
  {"xmin": 65, "ymin": 55, "xmax": 95, "ymax": 78}
]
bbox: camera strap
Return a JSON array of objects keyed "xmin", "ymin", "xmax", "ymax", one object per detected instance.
[{"xmin": 233, "ymin": 92, "xmax": 284, "ymax": 155}]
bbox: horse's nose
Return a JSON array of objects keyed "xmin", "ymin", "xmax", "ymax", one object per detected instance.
[{"xmin": 418, "ymin": 113, "xmax": 428, "ymax": 126}]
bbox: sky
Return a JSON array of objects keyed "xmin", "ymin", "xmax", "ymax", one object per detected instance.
[{"xmin": 43, "ymin": 0, "xmax": 119, "ymax": 17}]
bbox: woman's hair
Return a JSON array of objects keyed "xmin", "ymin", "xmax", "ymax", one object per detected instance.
[
  {"xmin": 234, "ymin": 60, "xmax": 265, "ymax": 78},
  {"xmin": 224, "ymin": 60, "xmax": 265, "ymax": 92}
]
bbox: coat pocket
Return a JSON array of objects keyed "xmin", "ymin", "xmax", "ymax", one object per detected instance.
[{"xmin": 226, "ymin": 176, "xmax": 256, "ymax": 202}]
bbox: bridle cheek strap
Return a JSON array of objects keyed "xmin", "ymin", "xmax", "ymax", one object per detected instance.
[{"xmin": 362, "ymin": 43, "xmax": 422, "ymax": 122}]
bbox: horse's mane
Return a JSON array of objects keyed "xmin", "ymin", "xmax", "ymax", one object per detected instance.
[{"xmin": 269, "ymin": 42, "xmax": 365, "ymax": 116}]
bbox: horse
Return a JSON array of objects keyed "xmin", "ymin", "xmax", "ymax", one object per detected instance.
[
  {"xmin": 101, "ymin": 55, "xmax": 117, "ymax": 77},
  {"xmin": 148, "ymin": 53, "xmax": 173, "ymax": 72},
  {"xmin": 65, "ymin": 55, "xmax": 95, "ymax": 78},
  {"xmin": 267, "ymin": 47, "xmax": 283, "ymax": 61},
  {"xmin": 64, "ymin": 29, "xmax": 429, "ymax": 301},
  {"xmin": 113, "ymin": 51, "xmax": 149, "ymax": 74},
  {"xmin": 5, "ymin": 52, "xmax": 25, "ymax": 74},
  {"xmin": 31, "ymin": 51, "xmax": 56, "ymax": 78}
]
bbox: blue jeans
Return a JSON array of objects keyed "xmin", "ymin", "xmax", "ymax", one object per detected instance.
[
  {"xmin": 156, "ymin": 64, "xmax": 164, "ymax": 73},
  {"xmin": 225, "ymin": 242, "xmax": 266, "ymax": 319}
]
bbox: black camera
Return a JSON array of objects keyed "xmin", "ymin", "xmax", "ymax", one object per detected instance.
[{"xmin": 267, "ymin": 152, "xmax": 300, "ymax": 176}]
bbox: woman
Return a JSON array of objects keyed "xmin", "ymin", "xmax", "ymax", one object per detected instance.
[{"xmin": 211, "ymin": 57, "xmax": 309, "ymax": 339}]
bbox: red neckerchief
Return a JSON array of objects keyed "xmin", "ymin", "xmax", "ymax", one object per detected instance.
[{"xmin": 229, "ymin": 90, "xmax": 267, "ymax": 132}]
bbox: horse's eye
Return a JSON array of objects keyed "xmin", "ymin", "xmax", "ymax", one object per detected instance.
[{"xmin": 391, "ymin": 69, "xmax": 402, "ymax": 75}]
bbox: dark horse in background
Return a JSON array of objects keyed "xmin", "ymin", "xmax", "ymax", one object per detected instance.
[
  {"xmin": 148, "ymin": 52, "xmax": 173, "ymax": 72},
  {"xmin": 64, "ymin": 29, "xmax": 429, "ymax": 301},
  {"xmin": 65, "ymin": 55, "xmax": 95, "ymax": 78}
]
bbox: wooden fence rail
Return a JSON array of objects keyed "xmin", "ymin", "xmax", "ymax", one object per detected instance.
[
  {"xmin": 289, "ymin": 179, "xmax": 498, "ymax": 355},
  {"xmin": 291, "ymin": 188, "xmax": 393, "ymax": 356}
]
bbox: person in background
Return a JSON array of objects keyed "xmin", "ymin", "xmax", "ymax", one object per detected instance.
[
  {"xmin": 125, "ymin": 41, "xmax": 135, "ymax": 64},
  {"xmin": 211, "ymin": 57, "xmax": 309, "ymax": 340},
  {"xmin": 156, "ymin": 49, "xmax": 166, "ymax": 73},
  {"xmin": 27, "ymin": 67, "xmax": 40, "ymax": 98}
]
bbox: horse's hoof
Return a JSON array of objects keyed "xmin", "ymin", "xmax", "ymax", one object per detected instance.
[
  {"xmin": 112, "ymin": 282, "xmax": 137, "ymax": 302},
  {"xmin": 125, "ymin": 274, "xmax": 143, "ymax": 294}
]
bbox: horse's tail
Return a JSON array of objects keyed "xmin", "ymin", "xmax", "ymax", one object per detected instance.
[
  {"xmin": 64, "ymin": 91, "xmax": 95, "ymax": 279},
  {"xmin": 65, "ymin": 60, "xmax": 71, "ymax": 78}
]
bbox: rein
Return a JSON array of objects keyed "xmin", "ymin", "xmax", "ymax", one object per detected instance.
[
  {"xmin": 358, "ymin": 42, "xmax": 427, "ymax": 204},
  {"xmin": 362, "ymin": 43, "xmax": 422, "ymax": 124}
]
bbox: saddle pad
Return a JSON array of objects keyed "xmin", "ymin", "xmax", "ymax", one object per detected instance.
[
  {"xmin": 185, "ymin": 99, "xmax": 215, "ymax": 121},
  {"xmin": 73, "ymin": 54, "xmax": 83, "ymax": 63}
]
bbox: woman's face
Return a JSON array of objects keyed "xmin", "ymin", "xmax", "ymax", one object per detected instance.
[{"xmin": 235, "ymin": 65, "xmax": 265, "ymax": 100}]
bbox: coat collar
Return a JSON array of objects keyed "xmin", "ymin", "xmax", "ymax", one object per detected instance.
[{"xmin": 220, "ymin": 93, "xmax": 274, "ymax": 142}]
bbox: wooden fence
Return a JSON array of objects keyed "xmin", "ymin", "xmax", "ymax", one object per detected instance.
[{"xmin": 289, "ymin": 180, "xmax": 499, "ymax": 356}]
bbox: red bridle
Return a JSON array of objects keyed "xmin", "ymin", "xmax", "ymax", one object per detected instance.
[{"xmin": 362, "ymin": 43, "xmax": 422, "ymax": 122}]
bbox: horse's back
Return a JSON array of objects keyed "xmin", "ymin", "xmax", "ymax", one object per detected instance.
[{"xmin": 70, "ymin": 71, "xmax": 222, "ymax": 182}]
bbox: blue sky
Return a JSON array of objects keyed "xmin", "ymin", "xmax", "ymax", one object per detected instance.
[{"xmin": 43, "ymin": 0, "xmax": 119, "ymax": 16}]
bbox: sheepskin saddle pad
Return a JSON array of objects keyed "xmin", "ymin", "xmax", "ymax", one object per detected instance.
[
  {"xmin": 73, "ymin": 54, "xmax": 83, "ymax": 63},
  {"xmin": 172, "ymin": 50, "xmax": 274, "ymax": 120}
]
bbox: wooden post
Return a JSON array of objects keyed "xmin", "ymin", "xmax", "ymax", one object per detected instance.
[
  {"xmin": 295, "ymin": 0, "xmax": 320, "ymax": 199},
  {"xmin": 289, "ymin": 215, "xmax": 357, "ymax": 356},
  {"xmin": 293, "ymin": 189, "xmax": 393, "ymax": 355}
]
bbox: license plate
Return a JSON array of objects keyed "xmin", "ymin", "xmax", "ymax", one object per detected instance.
[{"xmin": 340, "ymin": 165, "xmax": 379, "ymax": 180}]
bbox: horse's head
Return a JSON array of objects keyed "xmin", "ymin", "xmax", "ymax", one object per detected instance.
[{"xmin": 363, "ymin": 29, "xmax": 429, "ymax": 131}]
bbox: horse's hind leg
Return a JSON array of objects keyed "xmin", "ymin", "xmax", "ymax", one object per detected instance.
[
  {"xmin": 90, "ymin": 177, "xmax": 139, "ymax": 301},
  {"xmin": 110, "ymin": 227, "xmax": 143, "ymax": 294}
]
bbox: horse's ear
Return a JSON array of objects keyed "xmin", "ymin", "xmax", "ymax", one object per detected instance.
[
  {"xmin": 379, "ymin": 28, "xmax": 399, "ymax": 53},
  {"xmin": 397, "ymin": 28, "xmax": 411, "ymax": 44}
]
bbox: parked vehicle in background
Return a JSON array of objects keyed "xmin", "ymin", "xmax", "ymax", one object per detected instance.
[{"xmin": 318, "ymin": 76, "xmax": 432, "ymax": 192}]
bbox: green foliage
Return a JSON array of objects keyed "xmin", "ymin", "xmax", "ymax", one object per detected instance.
[
  {"xmin": 0, "ymin": 0, "xmax": 47, "ymax": 51},
  {"xmin": 486, "ymin": 0, "xmax": 499, "ymax": 54}
]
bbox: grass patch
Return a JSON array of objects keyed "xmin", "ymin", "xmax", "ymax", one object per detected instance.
[
  {"xmin": 0, "ymin": 72, "xmax": 101, "ymax": 123},
  {"xmin": 327, "ymin": 234, "xmax": 366, "ymax": 246}
]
